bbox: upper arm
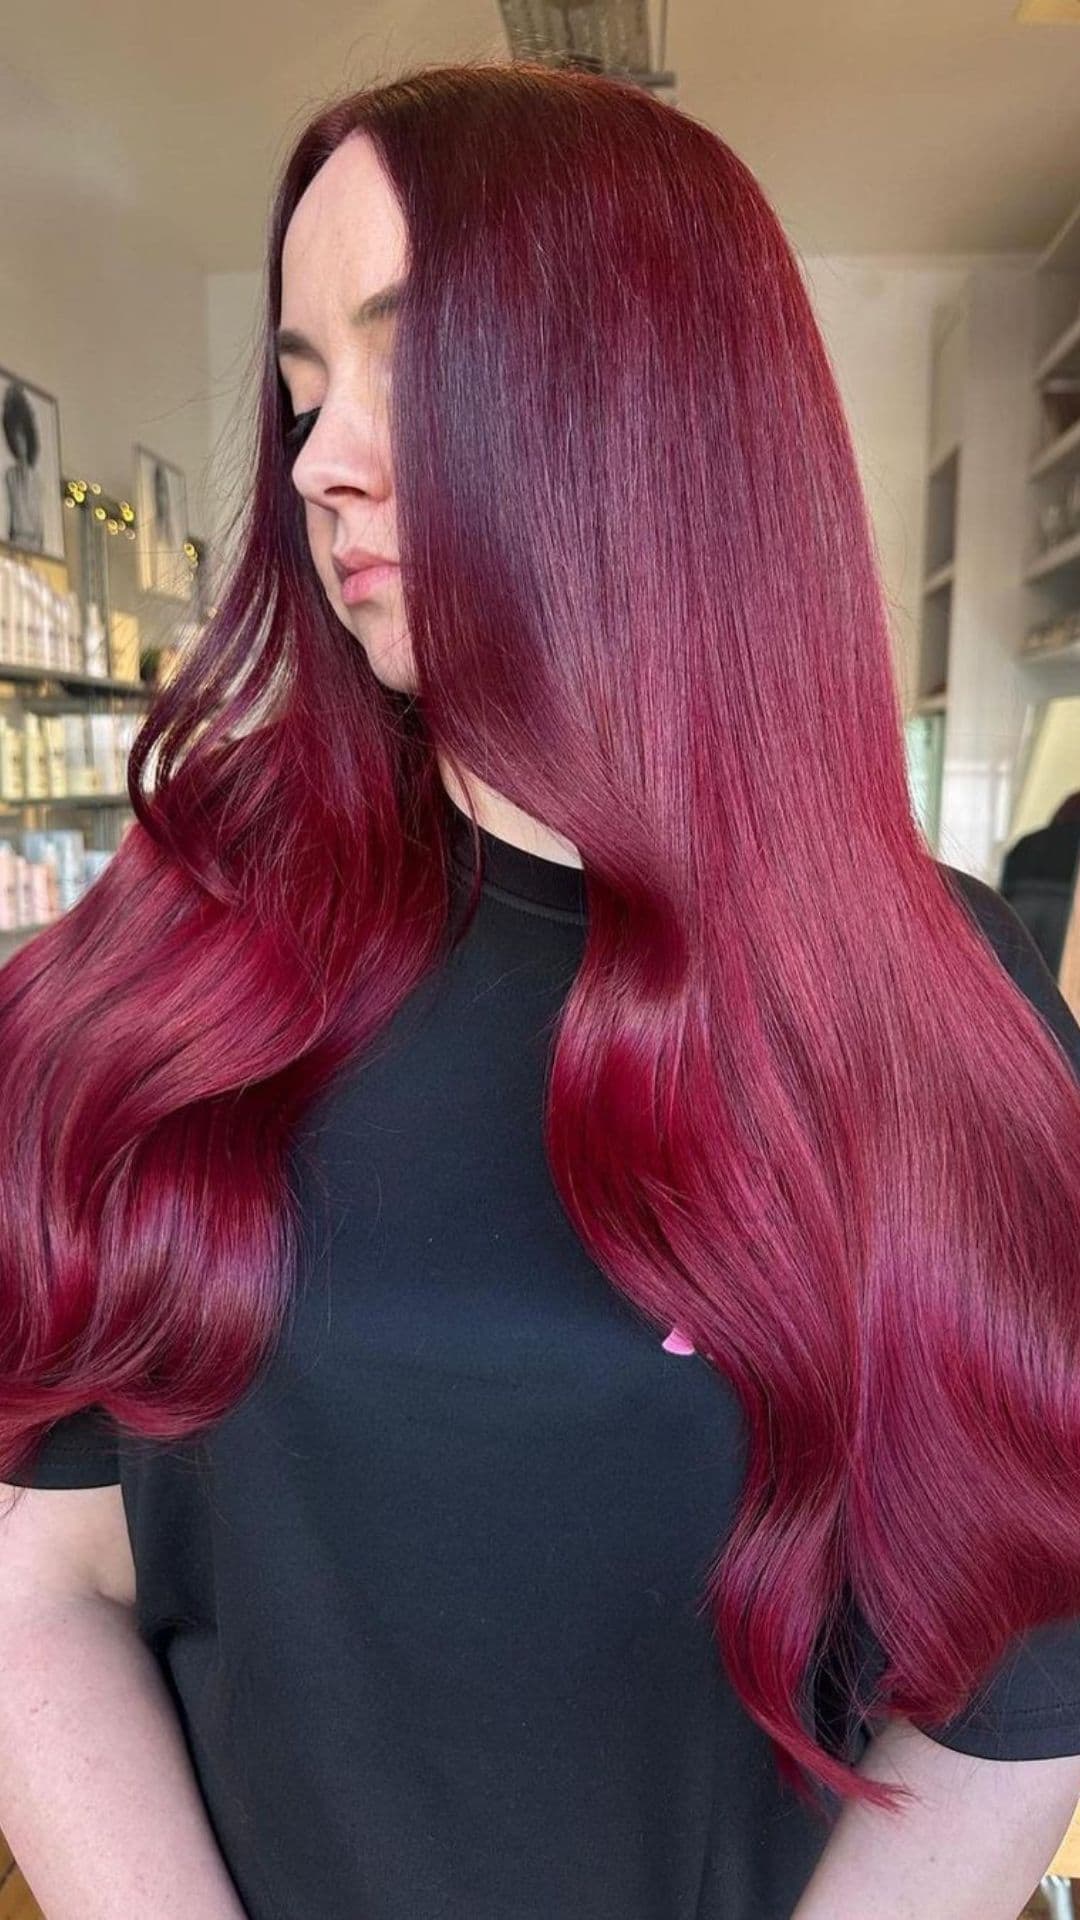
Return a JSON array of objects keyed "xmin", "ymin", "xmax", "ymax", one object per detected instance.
[
  {"xmin": 863, "ymin": 1718, "xmax": 1080, "ymax": 1902},
  {"xmin": 0, "ymin": 1407, "xmax": 135, "ymax": 1611},
  {"xmin": 0, "ymin": 1479, "xmax": 136, "ymax": 1610},
  {"xmin": 794, "ymin": 1716, "xmax": 1080, "ymax": 1920},
  {"xmin": 940, "ymin": 862, "xmax": 1080, "ymax": 1078}
]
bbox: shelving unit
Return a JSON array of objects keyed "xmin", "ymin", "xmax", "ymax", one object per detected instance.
[
  {"xmin": 914, "ymin": 339, "xmax": 962, "ymax": 707},
  {"xmin": 908, "ymin": 254, "xmax": 1080, "ymax": 884},
  {"xmin": 1035, "ymin": 305, "xmax": 1080, "ymax": 383},
  {"xmin": 0, "ymin": 405, "xmax": 211, "ymax": 966},
  {"xmin": 0, "ymin": 924, "xmax": 51, "ymax": 950},
  {"xmin": 905, "ymin": 314, "xmax": 964, "ymax": 846},
  {"xmin": 1028, "ymin": 412, "xmax": 1080, "ymax": 481},
  {"xmin": 1025, "ymin": 527, "xmax": 1080, "ymax": 584},
  {"xmin": 0, "ymin": 640, "xmax": 151, "ymax": 958},
  {"xmin": 923, "ymin": 560, "xmax": 955, "ymax": 596},
  {"xmin": 0, "ymin": 659, "xmax": 147, "ymax": 698},
  {"xmin": 0, "ymin": 791, "xmax": 137, "ymax": 814},
  {"xmin": 1021, "ymin": 631, "xmax": 1080, "ymax": 665},
  {"xmin": 1023, "ymin": 201, "xmax": 1080, "ymax": 679}
]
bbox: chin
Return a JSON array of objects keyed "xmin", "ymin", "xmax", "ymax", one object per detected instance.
[
  {"xmin": 353, "ymin": 625, "xmax": 419, "ymax": 695},
  {"xmin": 371, "ymin": 654, "xmax": 419, "ymax": 695}
]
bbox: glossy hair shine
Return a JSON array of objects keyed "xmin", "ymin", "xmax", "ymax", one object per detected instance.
[{"xmin": 3, "ymin": 62, "xmax": 1080, "ymax": 1819}]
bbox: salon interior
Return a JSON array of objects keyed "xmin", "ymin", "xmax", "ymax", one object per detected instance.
[{"xmin": 0, "ymin": 2, "xmax": 1079, "ymax": 1916}]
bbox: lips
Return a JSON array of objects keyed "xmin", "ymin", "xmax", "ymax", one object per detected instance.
[
  {"xmin": 331, "ymin": 548, "xmax": 397, "ymax": 583},
  {"xmin": 338, "ymin": 560, "xmax": 399, "ymax": 607}
]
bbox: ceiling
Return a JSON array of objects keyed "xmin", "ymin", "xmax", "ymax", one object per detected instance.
[{"xmin": 4, "ymin": 0, "xmax": 1080, "ymax": 272}]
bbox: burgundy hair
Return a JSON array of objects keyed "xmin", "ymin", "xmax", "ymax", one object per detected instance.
[{"xmin": 3, "ymin": 61, "xmax": 1080, "ymax": 1821}]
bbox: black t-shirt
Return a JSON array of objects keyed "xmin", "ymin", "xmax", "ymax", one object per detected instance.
[{"xmin": 9, "ymin": 802, "xmax": 1080, "ymax": 1920}]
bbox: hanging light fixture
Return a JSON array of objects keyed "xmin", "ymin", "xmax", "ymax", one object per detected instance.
[{"xmin": 497, "ymin": 0, "xmax": 677, "ymax": 100}]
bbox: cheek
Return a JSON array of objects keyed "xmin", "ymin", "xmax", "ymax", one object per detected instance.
[{"xmin": 303, "ymin": 502, "xmax": 334, "ymax": 577}]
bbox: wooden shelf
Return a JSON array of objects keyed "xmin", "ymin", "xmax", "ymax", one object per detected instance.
[
  {"xmin": 927, "ymin": 439, "xmax": 960, "ymax": 481},
  {"xmin": 0, "ymin": 792, "xmax": 133, "ymax": 812},
  {"xmin": 1035, "ymin": 308, "xmax": 1080, "ymax": 384},
  {"xmin": 1024, "ymin": 526, "xmax": 1080, "ymax": 582},
  {"xmin": 0, "ymin": 661, "xmax": 147, "ymax": 698},
  {"xmin": 923, "ymin": 562, "xmax": 955, "ymax": 595},
  {"xmin": 1037, "ymin": 200, "xmax": 1080, "ymax": 277},
  {"xmin": 1020, "ymin": 634, "xmax": 1080, "ymax": 666},
  {"xmin": 1029, "ymin": 413, "xmax": 1080, "ymax": 480},
  {"xmin": 0, "ymin": 921, "xmax": 53, "ymax": 947}
]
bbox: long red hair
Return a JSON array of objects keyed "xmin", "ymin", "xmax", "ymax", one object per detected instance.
[{"xmin": 3, "ymin": 61, "xmax": 1080, "ymax": 1820}]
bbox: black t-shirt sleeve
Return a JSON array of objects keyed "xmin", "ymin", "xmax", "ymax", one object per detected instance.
[
  {"xmin": 830, "ymin": 867, "xmax": 1080, "ymax": 1760},
  {"xmin": 912, "ymin": 1618, "xmax": 1080, "ymax": 1760},
  {"xmin": 2, "ymin": 1405, "xmax": 122, "ymax": 1489},
  {"xmin": 818, "ymin": 1596, "xmax": 1080, "ymax": 1764}
]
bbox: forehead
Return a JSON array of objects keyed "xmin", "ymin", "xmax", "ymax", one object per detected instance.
[{"xmin": 280, "ymin": 131, "xmax": 407, "ymax": 325}]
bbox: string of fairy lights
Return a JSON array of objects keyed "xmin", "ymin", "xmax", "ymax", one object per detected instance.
[{"xmin": 62, "ymin": 476, "xmax": 202, "ymax": 573}]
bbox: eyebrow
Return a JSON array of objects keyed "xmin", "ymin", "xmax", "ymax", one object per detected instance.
[{"xmin": 274, "ymin": 281, "xmax": 404, "ymax": 365}]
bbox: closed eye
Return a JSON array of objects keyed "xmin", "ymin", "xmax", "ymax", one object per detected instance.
[{"xmin": 283, "ymin": 405, "xmax": 320, "ymax": 456}]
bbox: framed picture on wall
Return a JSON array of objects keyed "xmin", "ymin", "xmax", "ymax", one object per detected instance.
[
  {"xmin": 134, "ymin": 443, "xmax": 192, "ymax": 601},
  {"xmin": 0, "ymin": 367, "xmax": 65, "ymax": 563}
]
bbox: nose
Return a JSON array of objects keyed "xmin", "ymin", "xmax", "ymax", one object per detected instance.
[{"xmin": 290, "ymin": 400, "xmax": 392, "ymax": 513}]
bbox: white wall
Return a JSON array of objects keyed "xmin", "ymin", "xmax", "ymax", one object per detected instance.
[
  {"xmin": 800, "ymin": 255, "xmax": 974, "ymax": 706},
  {"xmin": 206, "ymin": 271, "xmax": 265, "ymax": 565},
  {"xmin": 0, "ymin": 193, "xmax": 213, "ymax": 546},
  {"xmin": 0, "ymin": 184, "xmax": 216, "ymax": 661}
]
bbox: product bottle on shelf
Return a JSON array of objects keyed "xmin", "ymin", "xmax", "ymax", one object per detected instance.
[
  {"xmin": 0, "ymin": 714, "xmax": 25, "ymax": 802},
  {"xmin": 0, "ymin": 840, "xmax": 16, "ymax": 931},
  {"xmin": 82, "ymin": 602, "xmax": 108, "ymax": 678},
  {"xmin": 42, "ymin": 578, "xmax": 57, "ymax": 671},
  {"xmin": 9, "ymin": 563, "xmax": 28, "ymax": 666},
  {"xmin": 0, "ymin": 558, "xmax": 11, "ymax": 666},
  {"xmin": 65, "ymin": 591, "xmax": 82, "ymax": 674},
  {"xmin": 26, "ymin": 568, "xmax": 45, "ymax": 668},
  {"xmin": 23, "ymin": 713, "xmax": 49, "ymax": 801},
  {"xmin": 44, "ymin": 715, "xmax": 68, "ymax": 797}
]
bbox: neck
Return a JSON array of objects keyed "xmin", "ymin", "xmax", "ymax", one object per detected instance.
[{"xmin": 437, "ymin": 753, "xmax": 582, "ymax": 870}]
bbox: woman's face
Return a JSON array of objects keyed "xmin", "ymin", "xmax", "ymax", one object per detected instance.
[{"xmin": 278, "ymin": 132, "xmax": 416, "ymax": 694}]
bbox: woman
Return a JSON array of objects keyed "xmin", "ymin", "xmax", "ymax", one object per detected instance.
[{"xmin": 2, "ymin": 61, "xmax": 1080, "ymax": 1920}]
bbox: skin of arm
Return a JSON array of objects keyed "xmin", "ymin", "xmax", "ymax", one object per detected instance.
[
  {"xmin": 791, "ymin": 1715, "xmax": 1080, "ymax": 1920},
  {"xmin": 0, "ymin": 1591, "xmax": 249, "ymax": 1920}
]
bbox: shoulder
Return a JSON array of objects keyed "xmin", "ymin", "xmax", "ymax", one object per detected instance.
[
  {"xmin": 937, "ymin": 862, "xmax": 1037, "ymax": 968},
  {"xmin": 936, "ymin": 861, "xmax": 1080, "ymax": 1081}
]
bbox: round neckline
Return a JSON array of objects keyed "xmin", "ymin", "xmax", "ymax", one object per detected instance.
[{"xmin": 446, "ymin": 795, "xmax": 588, "ymax": 923}]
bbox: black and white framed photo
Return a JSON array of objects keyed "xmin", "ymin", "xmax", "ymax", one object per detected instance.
[
  {"xmin": 134, "ymin": 443, "xmax": 192, "ymax": 601},
  {"xmin": 0, "ymin": 367, "xmax": 65, "ymax": 562}
]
